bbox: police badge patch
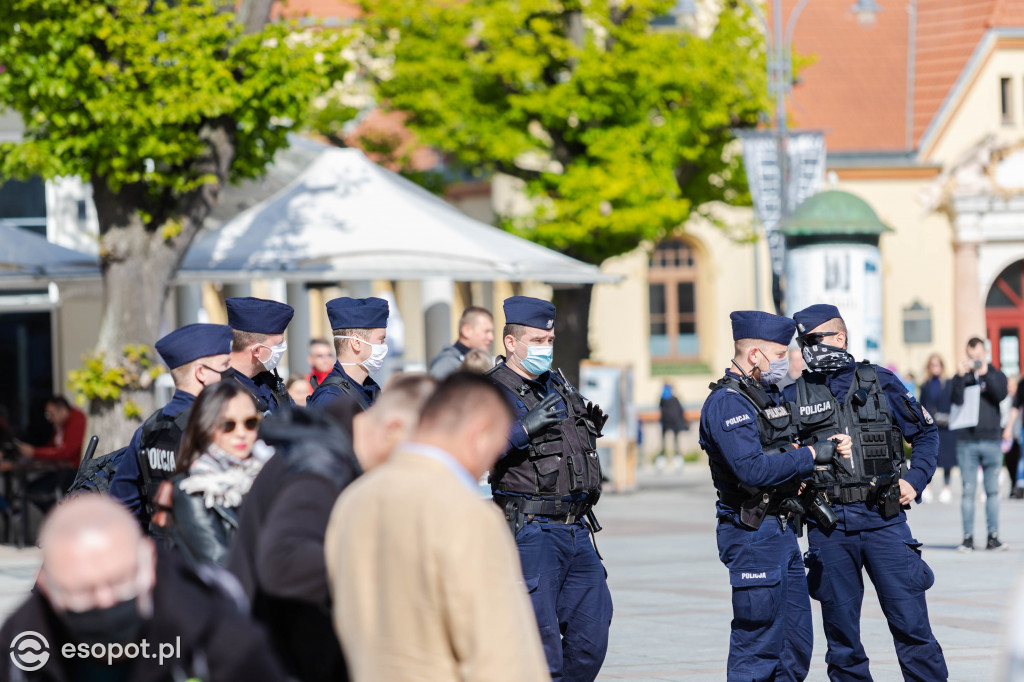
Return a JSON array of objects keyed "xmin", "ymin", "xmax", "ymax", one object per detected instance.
[{"xmin": 920, "ymin": 406, "xmax": 935, "ymax": 426}]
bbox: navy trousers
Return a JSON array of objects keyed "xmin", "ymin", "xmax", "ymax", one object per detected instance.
[
  {"xmin": 717, "ymin": 516, "xmax": 813, "ymax": 682},
  {"xmin": 516, "ymin": 520, "xmax": 612, "ymax": 682},
  {"xmin": 804, "ymin": 522, "xmax": 947, "ymax": 682}
]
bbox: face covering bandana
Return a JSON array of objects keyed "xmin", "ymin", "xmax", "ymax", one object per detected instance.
[
  {"xmin": 801, "ymin": 342, "xmax": 853, "ymax": 374},
  {"xmin": 757, "ymin": 349, "xmax": 790, "ymax": 385},
  {"xmin": 335, "ymin": 336, "xmax": 388, "ymax": 373},
  {"xmin": 258, "ymin": 342, "xmax": 287, "ymax": 373},
  {"xmin": 515, "ymin": 345, "xmax": 553, "ymax": 375}
]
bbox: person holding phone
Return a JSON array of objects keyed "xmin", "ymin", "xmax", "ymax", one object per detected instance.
[{"xmin": 951, "ymin": 337, "xmax": 1009, "ymax": 551}]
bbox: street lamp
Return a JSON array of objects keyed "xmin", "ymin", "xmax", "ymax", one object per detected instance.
[{"xmin": 673, "ymin": 0, "xmax": 883, "ymax": 313}]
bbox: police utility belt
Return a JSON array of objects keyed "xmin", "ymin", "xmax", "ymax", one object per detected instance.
[{"xmin": 494, "ymin": 494, "xmax": 592, "ymax": 525}]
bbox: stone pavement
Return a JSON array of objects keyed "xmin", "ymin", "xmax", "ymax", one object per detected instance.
[
  {"xmin": 0, "ymin": 466, "xmax": 1017, "ymax": 681},
  {"xmin": 598, "ymin": 465, "xmax": 1023, "ymax": 681}
]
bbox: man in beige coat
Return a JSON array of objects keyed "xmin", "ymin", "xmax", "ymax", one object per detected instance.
[{"xmin": 325, "ymin": 372, "xmax": 551, "ymax": 682}]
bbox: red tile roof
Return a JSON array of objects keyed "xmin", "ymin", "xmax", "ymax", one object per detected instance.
[
  {"xmin": 270, "ymin": 0, "xmax": 360, "ymax": 21},
  {"xmin": 789, "ymin": 0, "xmax": 1024, "ymax": 153}
]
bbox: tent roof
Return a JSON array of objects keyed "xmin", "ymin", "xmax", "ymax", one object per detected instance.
[
  {"xmin": 181, "ymin": 145, "xmax": 617, "ymax": 284},
  {"xmin": 0, "ymin": 223, "xmax": 100, "ymax": 285}
]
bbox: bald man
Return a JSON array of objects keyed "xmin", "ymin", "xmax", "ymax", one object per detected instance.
[{"xmin": 0, "ymin": 497, "xmax": 285, "ymax": 681}]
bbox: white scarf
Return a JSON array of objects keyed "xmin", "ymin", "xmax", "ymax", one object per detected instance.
[{"xmin": 178, "ymin": 440, "xmax": 273, "ymax": 509}]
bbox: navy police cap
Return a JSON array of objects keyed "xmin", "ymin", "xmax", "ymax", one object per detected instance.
[
  {"xmin": 225, "ymin": 297, "xmax": 294, "ymax": 335},
  {"xmin": 503, "ymin": 296, "xmax": 557, "ymax": 330},
  {"xmin": 730, "ymin": 311, "xmax": 796, "ymax": 346},
  {"xmin": 326, "ymin": 297, "xmax": 390, "ymax": 330},
  {"xmin": 155, "ymin": 323, "xmax": 233, "ymax": 369},
  {"xmin": 793, "ymin": 304, "xmax": 842, "ymax": 335}
]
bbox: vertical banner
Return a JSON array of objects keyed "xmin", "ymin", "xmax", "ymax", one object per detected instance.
[{"xmin": 737, "ymin": 130, "xmax": 827, "ymax": 281}]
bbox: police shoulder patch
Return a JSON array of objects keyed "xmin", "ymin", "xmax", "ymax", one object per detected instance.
[
  {"xmin": 920, "ymin": 406, "xmax": 934, "ymax": 426},
  {"xmin": 722, "ymin": 412, "xmax": 752, "ymax": 431}
]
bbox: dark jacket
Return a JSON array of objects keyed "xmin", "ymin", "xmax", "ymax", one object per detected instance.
[
  {"xmin": 227, "ymin": 403, "xmax": 361, "ymax": 682},
  {"xmin": 951, "ymin": 366, "xmax": 1008, "ymax": 441},
  {"xmin": 0, "ymin": 547, "xmax": 285, "ymax": 682},
  {"xmin": 428, "ymin": 341, "xmax": 469, "ymax": 379},
  {"xmin": 171, "ymin": 477, "xmax": 238, "ymax": 568},
  {"xmin": 659, "ymin": 395, "xmax": 689, "ymax": 432}
]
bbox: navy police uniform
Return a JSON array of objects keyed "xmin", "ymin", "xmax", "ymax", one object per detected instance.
[
  {"xmin": 225, "ymin": 297, "xmax": 295, "ymax": 414},
  {"xmin": 699, "ymin": 311, "xmax": 815, "ymax": 682},
  {"xmin": 782, "ymin": 304, "xmax": 947, "ymax": 682},
  {"xmin": 110, "ymin": 323, "xmax": 233, "ymax": 529},
  {"xmin": 488, "ymin": 296, "xmax": 612, "ymax": 682},
  {"xmin": 307, "ymin": 297, "xmax": 388, "ymax": 410}
]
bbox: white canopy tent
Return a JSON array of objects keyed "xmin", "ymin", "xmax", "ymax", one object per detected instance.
[
  {"xmin": 179, "ymin": 142, "xmax": 618, "ymax": 370},
  {"xmin": 180, "ymin": 146, "xmax": 615, "ymax": 285},
  {"xmin": 0, "ymin": 223, "xmax": 100, "ymax": 286}
]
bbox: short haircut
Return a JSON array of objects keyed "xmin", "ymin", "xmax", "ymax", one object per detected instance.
[
  {"xmin": 45, "ymin": 396, "xmax": 71, "ymax": 411},
  {"xmin": 309, "ymin": 338, "xmax": 331, "ymax": 349},
  {"xmin": 370, "ymin": 373, "xmax": 438, "ymax": 424},
  {"xmin": 332, "ymin": 328, "xmax": 370, "ymax": 356},
  {"xmin": 169, "ymin": 363, "xmax": 192, "ymax": 387},
  {"xmin": 733, "ymin": 338, "xmax": 758, "ymax": 357},
  {"xmin": 459, "ymin": 349, "xmax": 494, "ymax": 373},
  {"xmin": 232, "ymin": 329, "xmax": 269, "ymax": 353},
  {"xmin": 967, "ymin": 336, "xmax": 985, "ymax": 350},
  {"xmin": 459, "ymin": 307, "xmax": 493, "ymax": 329},
  {"xmin": 419, "ymin": 372, "xmax": 514, "ymax": 431},
  {"xmin": 503, "ymin": 323, "xmax": 528, "ymax": 342}
]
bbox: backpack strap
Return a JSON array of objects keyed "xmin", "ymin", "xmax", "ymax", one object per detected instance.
[{"xmin": 311, "ymin": 374, "xmax": 370, "ymax": 411}]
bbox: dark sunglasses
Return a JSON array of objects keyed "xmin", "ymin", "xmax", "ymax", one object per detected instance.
[
  {"xmin": 220, "ymin": 417, "xmax": 261, "ymax": 433},
  {"xmin": 797, "ymin": 331, "xmax": 839, "ymax": 346}
]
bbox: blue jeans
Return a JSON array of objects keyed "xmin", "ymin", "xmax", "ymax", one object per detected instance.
[{"xmin": 956, "ymin": 439, "xmax": 1003, "ymax": 537}]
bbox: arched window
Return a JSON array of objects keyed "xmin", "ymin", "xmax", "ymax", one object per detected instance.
[{"xmin": 649, "ymin": 239, "xmax": 698, "ymax": 361}]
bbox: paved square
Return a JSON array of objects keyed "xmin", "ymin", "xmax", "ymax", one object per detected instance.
[{"xmin": 599, "ymin": 467, "xmax": 1023, "ymax": 681}]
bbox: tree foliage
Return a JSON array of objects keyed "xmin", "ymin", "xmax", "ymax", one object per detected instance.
[
  {"xmin": 0, "ymin": 0, "xmax": 344, "ymax": 229},
  {"xmin": 358, "ymin": 0, "xmax": 768, "ymax": 264}
]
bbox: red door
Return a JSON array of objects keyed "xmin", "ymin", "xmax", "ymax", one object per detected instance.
[{"xmin": 986, "ymin": 260, "xmax": 1024, "ymax": 376}]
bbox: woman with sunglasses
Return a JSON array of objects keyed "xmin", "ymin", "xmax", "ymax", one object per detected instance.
[{"xmin": 170, "ymin": 381, "xmax": 270, "ymax": 567}]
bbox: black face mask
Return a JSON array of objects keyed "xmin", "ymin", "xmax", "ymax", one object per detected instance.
[
  {"xmin": 801, "ymin": 342, "xmax": 854, "ymax": 374},
  {"xmin": 60, "ymin": 598, "xmax": 145, "ymax": 646}
]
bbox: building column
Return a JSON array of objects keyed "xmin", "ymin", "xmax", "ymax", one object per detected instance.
[
  {"xmin": 222, "ymin": 283, "xmax": 251, "ymax": 300},
  {"xmin": 286, "ymin": 281, "xmax": 310, "ymax": 379},
  {"xmin": 422, "ymin": 278, "xmax": 453, "ymax": 365},
  {"xmin": 954, "ymin": 240, "xmax": 985, "ymax": 352},
  {"xmin": 175, "ymin": 283, "xmax": 203, "ymax": 327}
]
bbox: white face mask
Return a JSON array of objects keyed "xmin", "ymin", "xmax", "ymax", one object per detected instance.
[
  {"xmin": 257, "ymin": 342, "xmax": 287, "ymax": 373},
  {"xmin": 334, "ymin": 336, "xmax": 388, "ymax": 374}
]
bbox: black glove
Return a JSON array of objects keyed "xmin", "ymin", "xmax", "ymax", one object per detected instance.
[
  {"xmin": 586, "ymin": 401, "xmax": 609, "ymax": 436},
  {"xmin": 813, "ymin": 439, "xmax": 836, "ymax": 465},
  {"xmin": 521, "ymin": 393, "xmax": 563, "ymax": 437}
]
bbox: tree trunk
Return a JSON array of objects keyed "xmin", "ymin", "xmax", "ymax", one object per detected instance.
[
  {"xmin": 85, "ymin": 124, "xmax": 235, "ymax": 448},
  {"xmin": 552, "ymin": 284, "xmax": 593, "ymax": 389}
]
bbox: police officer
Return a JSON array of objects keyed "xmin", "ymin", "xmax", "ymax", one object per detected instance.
[
  {"xmin": 110, "ymin": 323, "xmax": 233, "ymax": 532},
  {"xmin": 308, "ymin": 296, "xmax": 389, "ymax": 410},
  {"xmin": 700, "ymin": 311, "xmax": 845, "ymax": 682},
  {"xmin": 486, "ymin": 295, "xmax": 611, "ymax": 682},
  {"xmin": 782, "ymin": 304, "xmax": 947, "ymax": 681},
  {"xmin": 224, "ymin": 296, "xmax": 295, "ymax": 414}
]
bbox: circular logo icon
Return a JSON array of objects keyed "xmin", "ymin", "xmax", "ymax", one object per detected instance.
[{"xmin": 10, "ymin": 631, "xmax": 50, "ymax": 672}]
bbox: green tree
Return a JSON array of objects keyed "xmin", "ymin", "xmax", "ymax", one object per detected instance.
[
  {"xmin": 0, "ymin": 0, "xmax": 346, "ymax": 444},
  {"xmin": 359, "ymin": 0, "xmax": 768, "ymax": 380}
]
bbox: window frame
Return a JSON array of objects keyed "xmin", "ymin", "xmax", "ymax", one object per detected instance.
[{"xmin": 648, "ymin": 239, "xmax": 700, "ymax": 363}]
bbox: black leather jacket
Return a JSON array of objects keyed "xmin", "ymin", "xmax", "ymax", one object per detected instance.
[{"xmin": 171, "ymin": 473, "xmax": 239, "ymax": 567}]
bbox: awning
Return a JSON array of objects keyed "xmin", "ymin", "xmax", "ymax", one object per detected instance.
[
  {"xmin": 0, "ymin": 223, "xmax": 100, "ymax": 285},
  {"xmin": 180, "ymin": 144, "xmax": 618, "ymax": 285}
]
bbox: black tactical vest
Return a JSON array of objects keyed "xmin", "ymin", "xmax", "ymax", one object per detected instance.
[
  {"xmin": 308, "ymin": 373, "xmax": 370, "ymax": 411},
  {"xmin": 793, "ymin": 362, "xmax": 904, "ymax": 502},
  {"xmin": 139, "ymin": 408, "xmax": 191, "ymax": 527},
  {"xmin": 486, "ymin": 361, "xmax": 602, "ymax": 499},
  {"xmin": 705, "ymin": 375, "xmax": 802, "ymax": 502},
  {"xmin": 254, "ymin": 370, "xmax": 292, "ymax": 410}
]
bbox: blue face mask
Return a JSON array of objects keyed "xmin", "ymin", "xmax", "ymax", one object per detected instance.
[{"xmin": 516, "ymin": 345, "xmax": 553, "ymax": 375}]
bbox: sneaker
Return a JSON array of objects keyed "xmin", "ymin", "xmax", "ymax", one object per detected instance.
[
  {"xmin": 958, "ymin": 535, "xmax": 974, "ymax": 552},
  {"xmin": 987, "ymin": 533, "xmax": 1008, "ymax": 551},
  {"xmin": 922, "ymin": 487, "xmax": 934, "ymax": 503},
  {"xmin": 939, "ymin": 487, "xmax": 953, "ymax": 504}
]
